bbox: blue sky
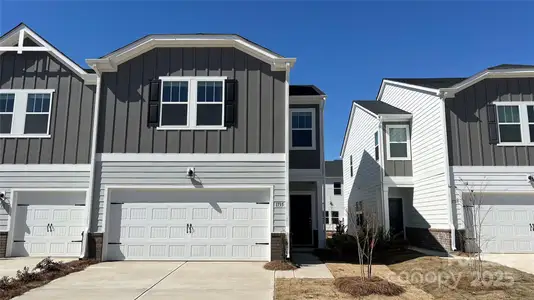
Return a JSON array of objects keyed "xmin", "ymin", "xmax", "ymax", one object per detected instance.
[{"xmin": 1, "ymin": 1, "xmax": 533, "ymax": 160}]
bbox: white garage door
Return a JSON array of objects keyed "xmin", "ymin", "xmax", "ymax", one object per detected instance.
[
  {"xmin": 106, "ymin": 189, "xmax": 271, "ymax": 261},
  {"xmin": 464, "ymin": 193, "xmax": 534, "ymax": 253},
  {"xmin": 11, "ymin": 191, "xmax": 86, "ymax": 257}
]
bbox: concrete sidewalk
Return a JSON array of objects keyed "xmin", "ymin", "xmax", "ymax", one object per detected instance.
[
  {"xmin": 13, "ymin": 261, "xmax": 274, "ymax": 300},
  {"xmin": 0, "ymin": 257, "xmax": 76, "ymax": 278},
  {"xmin": 275, "ymin": 253, "xmax": 333, "ymax": 279}
]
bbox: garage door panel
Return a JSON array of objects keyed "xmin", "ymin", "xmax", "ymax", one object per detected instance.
[
  {"xmin": 465, "ymin": 193, "xmax": 534, "ymax": 253},
  {"xmin": 107, "ymin": 189, "xmax": 271, "ymax": 261}
]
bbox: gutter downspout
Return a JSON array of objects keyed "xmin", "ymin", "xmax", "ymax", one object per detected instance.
[
  {"xmin": 439, "ymin": 95, "xmax": 456, "ymax": 251},
  {"xmin": 284, "ymin": 62, "xmax": 291, "ymax": 258},
  {"xmin": 378, "ymin": 116, "xmax": 386, "ymax": 227},
  {"xmin": 80, "ymin": 73, "xmax": 102, "ymax": 258}
]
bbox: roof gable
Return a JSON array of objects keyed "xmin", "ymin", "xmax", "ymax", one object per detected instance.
[{"xmin": 87, "ymin": 34, "xmax": 296, "ymax": 73}]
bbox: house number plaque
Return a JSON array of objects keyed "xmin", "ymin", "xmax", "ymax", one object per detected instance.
[{"xmin": 274, "ymin": 201, "xmax": 285, "ymax": 208}]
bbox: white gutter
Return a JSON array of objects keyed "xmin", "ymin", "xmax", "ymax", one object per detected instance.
[
  {"xmin": 439, "ymin": 97, "xmax": 456, "ymax": 251},
  {"xmin": 80, "ymin": 73, "xmax": 102, "ymax": 258}
]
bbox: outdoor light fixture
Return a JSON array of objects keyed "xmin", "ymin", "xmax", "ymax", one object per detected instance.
[
  {"xmin": 0, "ymin": 191, "xmax": 7, "ymax": 204},
  {"xmin": 186, "ymin": 167, "xmax": 195, "ymax": 179}
]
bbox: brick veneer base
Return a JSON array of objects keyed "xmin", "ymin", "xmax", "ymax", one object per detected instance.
[
  {"xmin": 0, "ymin": 232, "xmax": 7, "ymax": 257},
  {"xmin": 405, "ymin": 227, "xmax": 452, "ymax": 252},
  {"xmin": 271, "ymin": 233, "xmax": 287, "ymax": 261},
  {"xmin": 87, "ymin": 232, "xmax": 104, "ymax": 261}
]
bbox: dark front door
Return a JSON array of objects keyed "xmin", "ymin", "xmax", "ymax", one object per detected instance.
[
  {"xmin": 388, "ymin": 198, "xmax": 404, "ymax": 236},
  {"xmin": 290, "ymin": 194, "xmax": 313, "ymax": 246}
]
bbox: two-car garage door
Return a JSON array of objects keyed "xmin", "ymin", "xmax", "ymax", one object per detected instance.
[{"xmin": 106, "ymin": 189, "xmax": 271, "ymax": 261}]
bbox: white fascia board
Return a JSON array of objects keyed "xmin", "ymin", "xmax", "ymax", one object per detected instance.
[
  {"xmin": 289, "ymin": 95, "xmax": 326, "ymax": 104},
  {"xmin": 97, "ymin": 153, "xmax": 287, "ymax": 162},
  {"xmin": 89, "ymin": 35, "xmax": 295, "ymax": 73},
  {"xmin": 0, "ymin": 164, "xmax": 91, "ymax": 172},
  {"xmin": 380, "ymin": 114, "xmax": 412, "ymax": 121},
  {"xmin": 377, "ymin": 80, "xmax": 440, "ymax": 100},
  {"xmin": 441, "ymin": 68, "xmax": 534, "ymax": 98}
]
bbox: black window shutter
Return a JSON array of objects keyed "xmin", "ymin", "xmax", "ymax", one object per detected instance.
[
  {"xmin": 487, "ymin": 104, "xmax": 499, "ymax": 144},
  {"xmin": 147, "ymin": 79, "xmax": 161, "ymax": 128},
  {"xmin": 224, "ymin": 79, "xmax": 238, "ymax": 127}
]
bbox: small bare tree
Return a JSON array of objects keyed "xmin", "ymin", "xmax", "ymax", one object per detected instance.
[
  {"xmin": 347, "ymin": 204, "xmax": 380, "ymax": 279},
  {"xmin": 458, "ymin": 178, "xmax": 493, "ymax": 280}
]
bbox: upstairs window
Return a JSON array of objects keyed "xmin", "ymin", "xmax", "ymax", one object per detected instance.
[
  {"xmin": 0, "ymin": 90, "xmax": 53, "ymax": 137},
  {"xmin": 333, "ymin": 182, "xmax": 342, "ymax": 195},
  {"xmin": 386, "ymin": 124, "xmax": 411, "ymax": 160},
  {"xmin": 529, "ymin": 106, "xmax": 534, "ymax": 142},
  {"xmin": 331, "ymin": 211, "xmax": 340, "ymax": 225},
  {"xmin": 290, "ymin": 108, "xmax": 315, "ymax": 150},
  {"xmin": 350, "ymin": 155, "xmax": 353, "ymax": 177},
  {"xmin": 374, "ymin": 131, "xmax": 379, "ymax": 161},
  {"xmin": 159, "ymin": 77, "xmax": 226, "ymax": 129},
  {"xmin": 497, "ymin": 105, "xmax": 522, "ymax": 143}
]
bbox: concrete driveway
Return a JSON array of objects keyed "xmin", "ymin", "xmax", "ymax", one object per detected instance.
[
  {"xmin": 481, "ymin": 254, "xmax": 534, "ymax": 275},
  {"xmin": 0, "ymin": 257, "xmax": 77, "ymax": 278},
  {"xmin": 13, "ymin": 261, "xmax": 274, "ymax": 300}
]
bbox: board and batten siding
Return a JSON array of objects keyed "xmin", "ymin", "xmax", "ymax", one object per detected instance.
[
  {"xmin": 92, "ymin": 156, "xmax": 287, "ymax": 232},
  {"xmin": 342, "ymin": 105, "xmax": 381, "ymax": 231},
  {"xmin": 0, "ymin": 51, "xmax": 95, "ymax": 164},
  {"xmin": 97, "ymin": 47, "xmax": 286, "ymax": 154},
  {"xmin": 450, "ymin": 166, "xmax": 534, "ymax": 230},
  {"xmin": 289, "ymin": 104, "xmax": 321, "ymax": 169},
  {"xmin": 383, "ymin": 122, "xmax": 412, "ymax": 177},
  {"xmin": 446, "ymin": 78, "xmax": 534, "ymax": 166},
  {"xmin": 0, "ymin": 165, "xmax": 91, "ymax": 231},
  {"xmin": 380, "ymin": 84, "xmax": 450, "ymax": 229}
]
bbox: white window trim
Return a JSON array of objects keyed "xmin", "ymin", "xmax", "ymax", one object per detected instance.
[
  {"xmin": 494, "ymin": 102, "xmax": 534, "ymax": 145},
  {"xmin": 386, "ymin": 124, "xmax": 411, "ymax": 160},
  {"xmin": 157, "ymin": 76, "xmax": 227, "ymax": 130},
  {"xmin": 374, "ymin": 131, "xmax": 379, "ymax": 161},
  {"xmin": 290, "ymin": 107, "xmax": 316, "ymax": 150},
  {"xmin": 0, "ymin": 89, "xmax": 54, "ymax": 138}
]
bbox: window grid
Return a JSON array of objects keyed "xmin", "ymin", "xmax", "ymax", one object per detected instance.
[
  {"xmin": 26, "ymin": 94, "xmax": 51, "ymax": 114},
  {"xmin": 333, "ymin": 182, "xmax": 342, "ymax": 195},
  {"xmin": 0, "ymin": 90, "xmax": 53, "ymax": 136},
  {"xmin": 0, "ymin": 94, "xmax": 14, "ymax": 113},
  {"xmin": 497, "ymin": 105, "xmax": 522, "ymax": 143},
  {"xmin": 290, "ymin": 108, "xmax": 315, "ymax": 150},
  {"xmin": 331, "ymin": 211, "xmax": 340, "ymax": 225},
  {"xmin": 374, "ymin": 131, "xmax": 379, "ymax": 161},
  {"xmin": 387, "ymin": 125, "xmax": 410, "ymax": 160}
]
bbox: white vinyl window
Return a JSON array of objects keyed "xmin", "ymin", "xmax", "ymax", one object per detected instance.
[
  {"xmin": 290, "ymin": 108, "xmax": 316, "ymax": 150},
  {"xmin": 495, "ymin": 102, "xmax": 534, "ymax": 144},
  {"xmin": 386, "ymin": 124, "xmax": 411, "ymax": 160},
  {"xmin": 158, "ymin": 76, "xmax": 226, "ymax": 130},
  {"xmin": 333, "ymin": 182, "xmax": 342, "ymax": 195},
  {"xmin": 0, "ymin": 89, "xmax": 53, "ymax": 137},
  {"xmin": 374, "ymin": 131, "xmax": 379, "ymax": 161}
]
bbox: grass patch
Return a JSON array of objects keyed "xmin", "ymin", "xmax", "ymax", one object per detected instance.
[
  {"xmin": 264, "ymin": 260, "xmax": 298, "ymax": 271},
  {"xmin": 275, "ymin": 278, "xmax": 353, "ymax": 300},
  {"xmin": 0, "ymin": 258, "xmax": 97, "ymax": 300},
  {"xmin": 387, "ymin": 252, "xmax": 534, "ymax": 299},
  {"xmin": 334, "ymin": 276, "xmax": 405, "ymax": 297}
]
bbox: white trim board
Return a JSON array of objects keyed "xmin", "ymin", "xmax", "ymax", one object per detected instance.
[
  {"xmin": 87, "ymin": 35, "xmax": 296, "ymax": 72},
  {"xmin": 383, "ymin": 176, "xmax": 414, "ymax": 187},
  {"xmin": 100, "ymin": 184, "xmax": 274, "ymax": 261},
  {"xmin": 385, "ymin": 124, "xmax": 411, "ymax": 160},
  {"xmin": 97, "ymin": 153, "xmax": 286, "ymax": 162},
  {"xmin": 0, "ymin": 164, "xmax": 91, "ymax": 172}
]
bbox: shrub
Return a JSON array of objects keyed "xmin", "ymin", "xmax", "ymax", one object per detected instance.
[
  {"xmin": 328, "ymin": 233, "xmax": 360, "ymax": 258},
  {"xmin": 263, "ymin": 260, "xmax": 298, "ymax": 271},
  {"xmin": 15, "ymin": 267, "xmax": 41, "ymax": 283},
  {"xmin": 0, "ymin": 276, "xmax": 11, "ymax": 290},
  {"xmin": 34, "ymin": 257, "xmax": 65, "ymax": 273}
]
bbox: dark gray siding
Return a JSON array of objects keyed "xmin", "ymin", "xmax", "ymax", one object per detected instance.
[
  {"xmin": 446, "ymin": 78, "xmax": 534, "ymax": 166},
  {"xmin": 289, "ymin": 104, "xmax": 321, "ymax": 169},
  {"xmin": 97, "ymin": 47, "xmax": 286, "ymax": 154},
  {"xmin": 0, "ymin": 51, "xmax": 95, "ymax": 164},
  {"xmin": 383, "ymin": 122, "xmax": 412, "ymax": 176}
]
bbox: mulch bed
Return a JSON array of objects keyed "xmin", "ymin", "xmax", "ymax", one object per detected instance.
[
  {"xmin": 333, "ymin": 276, "xmax": 405, "ymax": 297},
  {"xmin": 264, "ymin": 260, "xmax": 298, "ymax": 271},
  {"xmin": 0, "ymin": 258, "xmax": 97, "ymax": 300}
]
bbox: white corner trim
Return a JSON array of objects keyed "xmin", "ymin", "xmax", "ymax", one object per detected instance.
[
  {"xmin": 96, "ymin": 153, "xmax": 287, "ymax": 162},
  {"xmin": 385, "ymin": 124, "xmax": 411, "ymax": 160},
  {"xmin": 289, "ymin": 107, "xmax": 316, "ymax": 151}
]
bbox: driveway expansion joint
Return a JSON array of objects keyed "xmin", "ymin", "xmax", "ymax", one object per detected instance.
[{"xmin": 133, "ymin": 261, "xmax": 188, "ymax": 300}]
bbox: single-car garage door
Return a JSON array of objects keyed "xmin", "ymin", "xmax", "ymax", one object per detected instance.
[
  {"xmin": 464, "ymin": 193, "xmax": 534, "ymax": 253},
  {"xmin": 106, "ymin": 188, "xmax": 271, "ymax": 261},
  {"xmin": 11, "ymin": 191, "xmax": 86, "ymax": 257}
]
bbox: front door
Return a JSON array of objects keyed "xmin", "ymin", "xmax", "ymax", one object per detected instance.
[
  {"xmin": 290, "ymin": 194, "xmax": 313, "ymax": 246},
  {"xmin": 388, "ymin": 198, "xmax": 404, "ymax": 237}
]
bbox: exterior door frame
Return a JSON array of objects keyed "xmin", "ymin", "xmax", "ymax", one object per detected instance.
[
  {"xmin": 6, "ymin": 188, "xmax": 88, "ymax": 257},
  {"xmin": 101, "ymin": 185, "xmax": 274, "ymax": 261},
  {"xmin": 289, "ymin": 191, "xmax": 315, "ymax": 247}
]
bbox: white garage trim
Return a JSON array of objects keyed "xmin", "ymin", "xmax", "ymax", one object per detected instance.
[
  {"xmin": 6, "ymin": 188, "xmax": 88, "ymax": 257},
  {"xmin": 101, "ymin": 185, "xmax": 274, "ymax": 261}
]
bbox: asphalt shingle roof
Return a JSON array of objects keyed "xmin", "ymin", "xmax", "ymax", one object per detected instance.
[
  {"xmin": 289, "ymin": 85, "xmax": 325, "ymax": 96},
  {"xmin": 354, "ymin": 100, "xmax": 410, "ymax": 115},
  {"xmin": 325, "ymin": 160, "xmax": 342, "ymax": 178}
]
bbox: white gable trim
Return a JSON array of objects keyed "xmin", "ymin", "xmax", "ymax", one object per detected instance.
[
  {"xmin": 340, "ymin": 102, "xmax": 378, "ymax": 157},
  {"xmin": 0, "ymin": 24, "xmax": 97, "ymax": 85},
  {"xmin": 87, "ymin": 35, "xmax": 296, "ymax": 73},
  {"xmin": 440, "ymin": 68, "xmax": 534, "ymax": 98},
  {"xmin": 377, "ymin": 80, "xmax": 440, "ymax": 101}
]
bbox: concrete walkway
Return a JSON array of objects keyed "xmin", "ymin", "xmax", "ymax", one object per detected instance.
[
  {"xmin": 480, "ymin": 254, "xmax": 534, "ymax": 275},
  {"xmin": 275, "ymin": 253, "xmax": 333, "ymax": 279},
  {"xmin": 14, "ymin": 261, "xmax": 274, "ymax": 300},
  {"xmin": 0, "ymin": 257, "xmax": 76, "ymax": 278}
]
